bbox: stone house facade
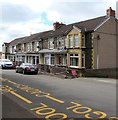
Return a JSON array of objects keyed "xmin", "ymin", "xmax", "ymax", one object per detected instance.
[{"xmin": 2, "ymin": 7, "xmax": 118, "ymax": 76}]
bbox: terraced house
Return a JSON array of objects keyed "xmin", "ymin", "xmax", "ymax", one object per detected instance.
[{"xmin": 2, "ymin": 7, "xmax": 118, "ymax": 77}]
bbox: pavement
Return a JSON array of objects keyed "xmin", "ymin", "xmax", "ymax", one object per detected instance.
[{"xmin": 2, "ymin": 94, "xmax": 36, "ymax": 119}]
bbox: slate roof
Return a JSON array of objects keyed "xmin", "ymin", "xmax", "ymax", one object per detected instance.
[
  {"xmin": 72, "ymin": 15, "xmax": 109, "ymax": 31},
  {"xmin": 9, "ymin": 37, "xmax": 27, "ymax": 46},
  {"xmin": 9, "ymin": 15, "xmax": 110, "ymax": 45}
]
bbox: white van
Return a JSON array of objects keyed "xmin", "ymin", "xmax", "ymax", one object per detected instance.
[{"xmin": 0, "ymin": 59, "xmax": 14, "ymax": 69}]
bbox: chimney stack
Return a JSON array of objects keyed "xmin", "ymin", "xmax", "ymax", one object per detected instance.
[
  {"xmin": 106, "ymin": 7, "xmax": 115, "ymax": 17},
  {"xmin": 53, "ymin": 22, "xmax": 65, "ymax": 31}
]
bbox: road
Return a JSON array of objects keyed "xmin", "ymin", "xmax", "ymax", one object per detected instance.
[{"xmin": 0, "ymin": 69, "xmax": 117, "ymax": 119}]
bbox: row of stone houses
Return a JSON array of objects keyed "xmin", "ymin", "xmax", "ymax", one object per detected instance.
[{"xmin": 2, "ymin": 7, "xmax": 118, "ymax": 77}]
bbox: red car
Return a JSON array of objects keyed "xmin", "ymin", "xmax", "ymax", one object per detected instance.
[{"xmin": 16, "ymin": 63, "xmax": 38, "ymax": 74}]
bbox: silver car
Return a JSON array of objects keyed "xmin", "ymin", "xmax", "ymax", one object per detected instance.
[{"xmin": 0, "ymin": 59, "xmax": 14, "ymax": 69}]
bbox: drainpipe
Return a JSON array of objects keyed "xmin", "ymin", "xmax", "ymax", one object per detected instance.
[{"xmin": 96, "ymin": 34, "xmax": 100, "ymax": 69}]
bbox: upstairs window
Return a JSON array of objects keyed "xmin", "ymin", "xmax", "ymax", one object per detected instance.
[
  {"xmin": 82, "ymin": 34, "xmax": 85, "ymax": 47},
  {"xmin": 74, "ymin": 34, "xmax": 79, "ymax": 47},
  {"xmin": 58, "ymin": 38, "xmax": 62, "ymax": 49},
  {"xmin": 28, "ymin": 43, "xmax": 32, "ymax": 52},
  {"xmin": 12, "ymin": 46, "xmax": 14, "ymax": 53},
  {"xmin": 49, "ymin": 38, "xmax": 53, "ymax": 49},
  {"xmin": 64, "ymin": 37, "xmax": 68, "ymax": 49},
  {"xmin": 35, "ymin": 42, "xmax": 39, "ymax": 52},
  {"xmin": 69, "ymin": 35, "xmax": 73, "ymax": 48},
  {"xmin": 82, "ymin": 51, "xmax": 85, "ymax": 67}
]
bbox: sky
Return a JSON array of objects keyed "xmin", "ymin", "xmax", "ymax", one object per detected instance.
[{"xmin": 0, "ymin": 0, "xmax": 117, "ymax": 52}]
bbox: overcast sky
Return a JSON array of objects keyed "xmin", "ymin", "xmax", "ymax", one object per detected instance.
[{"xmin": 0, "ymin": 0, "xmax": 117, "ymax": 51}]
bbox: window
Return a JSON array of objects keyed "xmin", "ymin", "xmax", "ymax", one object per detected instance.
[
  {"xmin": 82, "ymin": 51, "xmax": 85, "ymax": 67},
  {"xmin": 44, "ymin": 54, "xmax": 49, "ymax": 65},
  {"xmin": 63, "ymin": 54, "xmax": 67, "ymax": 65},
  {"xmin": 12, "ymin": 46, "xmax": 14, "ymax": 53},
  {"xmin": 27, "ymin": 43, "xmax": 30, "ymax": 52},
  {"xmin": 70, "ymin": 54, "xmax": 78, "ymax": 67},
  {"xmin": 64, "ymin": 37, "xmax": 68, "ymax": 48},
  {"xmin": 35, "ymin": 42, "xmax": 39, "ymax": 52},
  {"xmin": 69, "ymin": 35, "xmax": 73, "ymax": 48},
  {"xmin": 9, "ymin": 46, "xmax": 12, "ymax": 53},
  {"xmin": 51, "ymin": 54, "xmax": 54, "ymax": 65},
  {"xmin": 49, "ymin": 38, "xmax": 53, "ymax": 49},
  {"xmin": 74, "ymin": 34, "xmax": 79, "ymax": 47},
  {"xmin": 21, "ymin": 44, "xmax": 24, "ymax": 52},
  {"xmin": 29, "ymin": 43, "xmax": 32, "ymax": 51},
  {"xmin": 82, "ymin": 34, "xmax": 85, "ymax": 47},
  {"xmin": 58, "ymin": 38, "xmax": 62, "ymax": 49}
]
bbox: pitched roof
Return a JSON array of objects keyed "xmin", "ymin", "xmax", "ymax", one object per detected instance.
[
  {"xmin": 72, "ymin": 15, "xmax": 109, "ymax": 31},
  {"xmin": 9, "ymin": 15, "xmax": 110, "ymax": 45},
  {"xmin": 9, "ymin": 37, "xmax": 26, "ymax": 46},
  {"xmin": 20, "ymin": 25, "xmax": 73, "ymax": 44}
]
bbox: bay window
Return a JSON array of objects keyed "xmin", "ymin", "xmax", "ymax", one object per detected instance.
[
  {"xmin": 51, "ymin": 54, "xmax": 54, "ymax": 65},
  {"xmin": 70, "ymin": 54, "xmax": 79, "ymax": 67},
  {"xmin": 44, "ymin": 54, "xmax": 49, "ymax": 65}
]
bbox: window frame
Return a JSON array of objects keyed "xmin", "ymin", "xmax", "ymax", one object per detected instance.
[
  {"xmin": 70, "ymin": 54, "xmax": 79, "ymax": 68},
  {"xmin": 49, "ymin": 38, "xmax": 54, "ymax": 49},
  {"xmin": 69, "ymin": 35, "xmax": 73, "ymax": 48},
  {"xmin": 74, "ymin": 34, "xmax": 79, "ymax": 47}
]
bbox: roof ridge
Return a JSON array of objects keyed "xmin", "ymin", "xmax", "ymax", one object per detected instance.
[{"xmin": 69, "ymin": 15, "xmax": 107, "ymax": 25}]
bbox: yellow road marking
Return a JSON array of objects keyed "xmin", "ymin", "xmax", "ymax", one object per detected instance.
[
  {"xmin": 10, "ymin": 91, "xmax": 32, "ymax": 104},
  {"xmin": 46, "ymin": 95, "xmax": 64, "ymax": 104},
  {"xmin": 7, "ymin": 80, "xmax": 16, "ymax": 85}
]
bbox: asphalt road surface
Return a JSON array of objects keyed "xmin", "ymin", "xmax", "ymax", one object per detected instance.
[{"xmin": 0, "ymin": 69, "xmax": 117, "ymax": 119}]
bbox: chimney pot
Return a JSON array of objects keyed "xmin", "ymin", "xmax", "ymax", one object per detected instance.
[{"xmin": 106, "ymin": 7, "xmax": 115, "ymax": 17}]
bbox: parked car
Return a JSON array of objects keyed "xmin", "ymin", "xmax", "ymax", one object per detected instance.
[
  {"xmin": 16, "ymin": 63, "xmax": 38, "ymax": 74},
  {"xmin": 0, "ymin": 59, "xmax": 14, "ymax": 69}
]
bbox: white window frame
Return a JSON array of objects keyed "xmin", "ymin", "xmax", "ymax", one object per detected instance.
[
  {"xmin": 49, "ymin": 38, "xmax": 53, "ymax": 49},
  {"xmin": 69, "ymin": 35, "xmax": 73, "ymax": 48},
  {"xmin": 34, "ymin": 42, "xmax": 39, "ymax": 52},
  {"xmin": 74, "ymin": 34, "xmax": 79, "ymax": 47},
  {"xmin": 27, "ymin": 43, "xmax": 32, "ymax": 52},
  {"xmin": 9, "ymin": 46, "xmax": 12, "ymax": 54},
  {"xmin": 51, "ymin": 54, "xmax": 55, "ymax": 65},
  {"xmin": 44, "ymin": 54, "xmax": 50, "ymax": 65},
  {"xmin": 21, "ymin": 44, "xmax": 24, "ymax": 52},
  {"xmin": 70, "ymin": 54, "xmax": 79, "ymax": 68},
  {"xmin": 27, "ymin": 43, "xmax": 30, "ymax": 52}
]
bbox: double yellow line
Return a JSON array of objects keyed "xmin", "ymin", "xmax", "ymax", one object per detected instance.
[
  {"xmin": 0, "ymin": 86, "xmax": 32, "ymax": 104},
  {"xmin": 10, "ymin": 91, "xmax": 32, "ymax": 104}
]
